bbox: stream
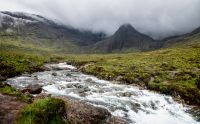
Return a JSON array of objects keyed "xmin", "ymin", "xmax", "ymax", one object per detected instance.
[{"xmin": 6, "ymin": 63, "xmax": 199, "ymax": 124}]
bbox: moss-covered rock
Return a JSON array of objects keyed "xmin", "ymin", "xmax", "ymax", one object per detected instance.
[{"xmin": 17, "ymin": 98, "xmax": 68, "ymax": 124}]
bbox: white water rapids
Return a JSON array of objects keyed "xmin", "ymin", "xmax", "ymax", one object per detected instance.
[{"xmin": 6, "ymin": 63, "xmax": 199, "ymax": 124}]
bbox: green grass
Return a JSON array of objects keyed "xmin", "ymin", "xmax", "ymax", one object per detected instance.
[
  {"xmin": 0, "ymin": 84, "xmax": 32, "ymax": 103},
  {"xmin": 0, "ymin": 51, "xmax": 50, "ymax": 81},
  {"xmin": 0, "ymin": 35, "xmax": 84, "ymax": 54},
  {"xmin": 64, "ymin": 43, "xmax": 200, "ymax": 105},
  {"xmin": 1, "ymin": 31, "xmax": 200, "ymax": 106},
  {"xmin": 17, "ymin": 98, "xmax": 68, "ymax": 124}
]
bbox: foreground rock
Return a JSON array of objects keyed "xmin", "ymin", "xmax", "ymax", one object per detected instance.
[
  {"xmin": 0, "ymin": 93, "xmax": 27, "ymax": 124},
  {"xmin": 56, "ymin": 96, "xmax": 127, "ymax": 124},
  {"xmin": 21, "ymin": 84, "xmax": 42, "ymax": 94}
]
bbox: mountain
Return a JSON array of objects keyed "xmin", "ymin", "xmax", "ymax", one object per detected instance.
[
  {"xmin": 0, "ymin": 11, "xmax": 106, "ymax": 53},
  {"xmin": 1, "ymin": 11, "xmax": 200, "ymax": 53},
  {"xmin": 92, "ymin": 24, "xmax": 163, "ymax": 53}
]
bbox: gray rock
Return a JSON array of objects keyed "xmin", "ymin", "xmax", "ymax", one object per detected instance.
[
  {"xmin": 21, "ymin": 84, "xmax": 42, "ymax": 94},
  {"xmin": 56, "ymin": 96, "xmax": 127, "ymax": 124},
  {"xmin": 85, "ymin": 78, "xmax": 95, "ymax": 83}
]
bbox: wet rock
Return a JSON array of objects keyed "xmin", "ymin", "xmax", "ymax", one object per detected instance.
[
  {"xmin": 118, "ymin": 92, "xmax": 137, "ymax": 97},
  {"xmin": 130, "ymin": 103, "xmax": 141, "ymax": 113},
  {"xmin": 58, "ymin": 85, "xmax": 66, "ymax": 90},
  {"xmin": 74, "ymin": 83, "xmax": 84, "ymax": 89},
  {"xmin": 122, "ymin": 92, "xmax": 133, "ymax": 97},
  {"xmin": 52, "ymin": 72, "xmax": 57, "ymax": 76},
  {"xmin": 115, "ymin": 76, "xmax": 123, "ymax": 81},
  {"xmin": 56, "ymin": 96, "xmax": 127, "ymax": 124},
  {"xmin": 70, "ymin": 69, "xmax": 78, "ymax": 72},
  {"xmin": 150, "ymin": 101, "xmax": 158, "ymax": 110},
  {"xmin": 78, "ymin": 87, "xmax": 90, "ymax": 94},
  {"xmin": 21, "ymin": 84, "xmax": 42, "ymax": 94},
  {"xmin": 66, "ymin": 73, "xmax": 72, "ymax": 76},
  {"xmin": 85, "ymin": 78, "xmax": 95, "ymax": 83},
  {"xmin": 66, "ymin": 84, "xmax": 74, "ymax": 88},
  {"xmin": 21, "ymin": 73, "xmax": 31, "ymax": 77}
]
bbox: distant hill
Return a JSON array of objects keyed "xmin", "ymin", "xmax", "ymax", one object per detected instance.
[{"xmin": 163, "ymin": 26, "xmax": 200, "ymax": 48}]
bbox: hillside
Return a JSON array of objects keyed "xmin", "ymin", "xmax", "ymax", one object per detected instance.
[
  {"xmin": 163, "ymin": 27, "xmax": 200, "ymax": 48},
  {"xmin": 0, "ymin": 11, "xmax": 106, "ymax": 53}
]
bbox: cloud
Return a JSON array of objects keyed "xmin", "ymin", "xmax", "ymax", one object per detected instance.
[{"xmin": 0, "ymin": 0, "xmax": 200, "ymax": 39}]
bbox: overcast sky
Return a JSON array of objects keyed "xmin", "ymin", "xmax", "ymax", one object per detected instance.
[{"xmin": 0, "ymin": 0, "xmax": 200, "ymax": 39}]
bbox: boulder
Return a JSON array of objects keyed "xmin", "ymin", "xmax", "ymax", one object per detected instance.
[
  {"xmin": 56, "ymin": 96, "xmax": 127, "ymax": 124},
  {"xmin": 21, "ymin": 84, "xmax": 42, "ymax": 94}
]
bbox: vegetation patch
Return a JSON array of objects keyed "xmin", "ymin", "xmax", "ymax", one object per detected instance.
[
  {"xmin": 0, "ymin": 52, "xmax": 50, "ymax": 81},
  {"xmin": 17, "ymin": 98, "xmax": 67, "ymax": 124},
  {"xmin": 0, "ymin": 83, "xmax": 32, "ymax": 103}
]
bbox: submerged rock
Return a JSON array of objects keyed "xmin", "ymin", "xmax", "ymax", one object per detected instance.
[
  {"xmin": 21, "ymin": 84, "xmax": 42, "ymax": 94},
  {"xmin": 52, "ymin": 72, "xmax": 57, "ymax": 76},
  {"xmin": 85, "ymin": 78, "xmax": 96, "ymax": 83}
]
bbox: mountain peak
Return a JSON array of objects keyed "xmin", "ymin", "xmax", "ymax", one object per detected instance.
[
  {"xmin": 117, "ymin": 24, "xmax": 136, "ymax": 33},
  {"xmin": 115, "ymin": 24, "xmax": 139, "ymax": 35}
]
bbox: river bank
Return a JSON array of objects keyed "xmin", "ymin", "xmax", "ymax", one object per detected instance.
[
  {"xmin": 64, "ymin": 47, "xmax": 200, "ymax": 106},
  {"xmin": 5, "ymin": 63, "xmax": 199, "ymax": 123}
]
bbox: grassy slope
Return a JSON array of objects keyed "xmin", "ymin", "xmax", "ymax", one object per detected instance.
[{"xmin": 64, "ymin": 34, "xmax": 200, "ymax": 105}]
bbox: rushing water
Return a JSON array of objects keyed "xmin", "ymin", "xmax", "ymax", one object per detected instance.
[{"xmin": 6, "ymin": 63, "xmax": 199, "ymax": 124}]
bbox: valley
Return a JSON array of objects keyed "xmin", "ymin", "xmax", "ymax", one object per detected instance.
[{"xmin": 0, "ymin": 11, "xmax": 200, "ymax": 124}]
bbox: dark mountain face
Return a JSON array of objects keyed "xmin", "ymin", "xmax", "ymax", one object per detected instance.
[
  {"xmin": 93, "ymin": 24, "xmax": 163, "ymax": 52},
  {"xmin": 0, "ymin": 11, "xmax": 106, "ymax": 46}
]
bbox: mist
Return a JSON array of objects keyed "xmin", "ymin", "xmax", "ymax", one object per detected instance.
[{"xmin": 0, "ymin": 0, "xmax": 200, "ymax": 39}]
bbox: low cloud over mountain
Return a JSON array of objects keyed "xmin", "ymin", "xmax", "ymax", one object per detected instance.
[{"xmin": 0, "ymin": 0, "xmax": 200, "ymax": 39}]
